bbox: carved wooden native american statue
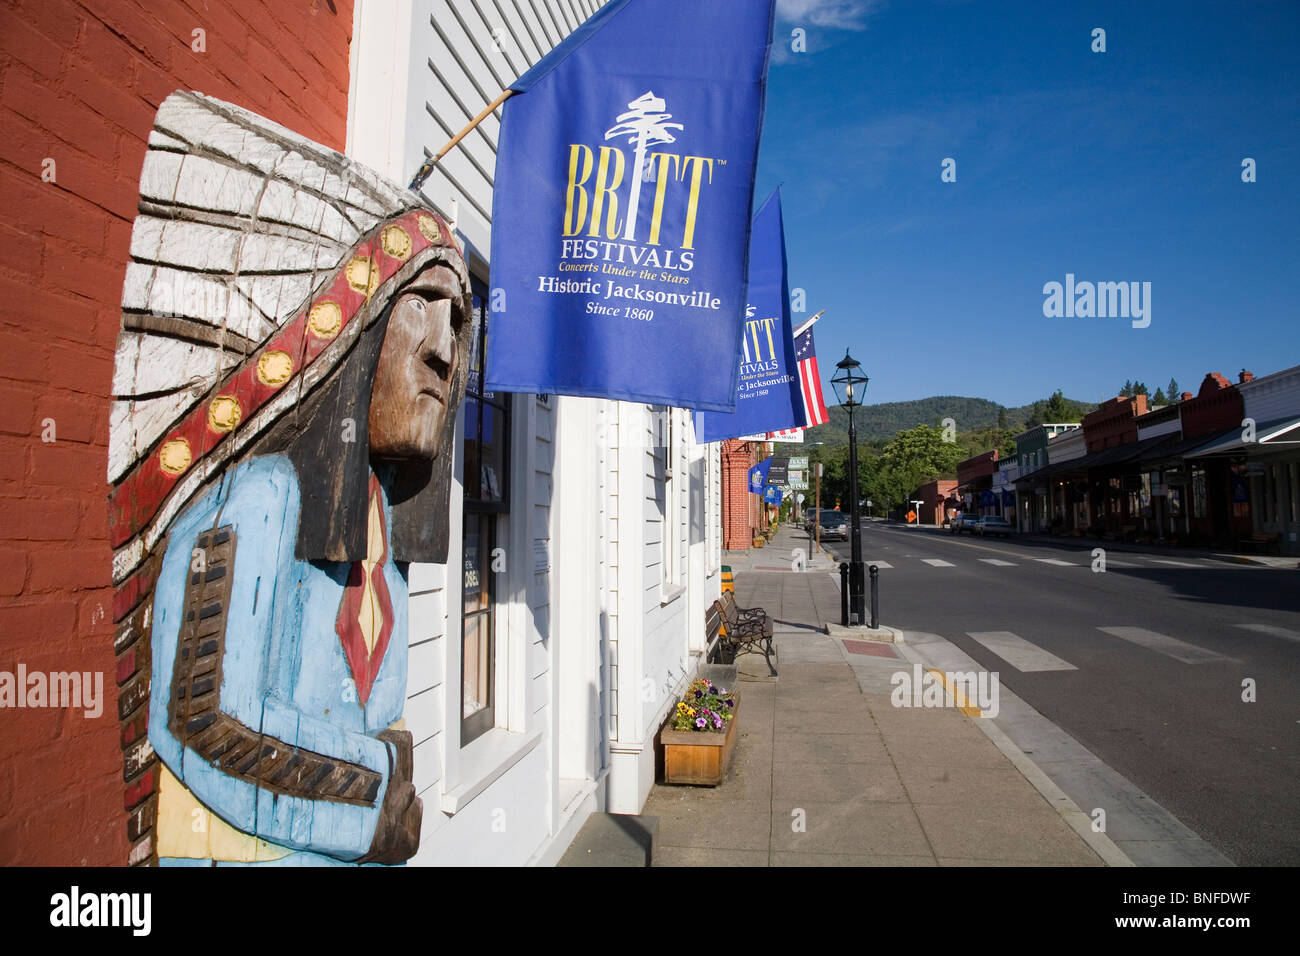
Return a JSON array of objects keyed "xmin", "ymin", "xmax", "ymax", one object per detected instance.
[{"xmin": 108, "ymin": 91, "xmax": 472, "ymax": 865}]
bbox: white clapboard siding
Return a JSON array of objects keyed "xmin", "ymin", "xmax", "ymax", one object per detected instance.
[
  {"xmin": 403, "ymin": 0, "xmax": 609, "ymax": 257},
  {"xmin": 347, "ymin": 0, "xmax": 610, "ymax": 864}
]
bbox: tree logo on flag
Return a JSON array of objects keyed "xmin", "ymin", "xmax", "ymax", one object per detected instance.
[{"xmin": 605, "ymin": 92, "xmax": 684, "ymax": 240}]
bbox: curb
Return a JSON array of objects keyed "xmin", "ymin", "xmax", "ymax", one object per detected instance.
[
  {"xmin": 890, "ymin": 633, "xmax": 1136, "ymax": 868},
  {"xmin": 970, "ymin": 712, "xmax": 1135, "ymax": 867},
  {"xmin": 825, "ymin": 622, "xmax": 902, "ymax": 643}
]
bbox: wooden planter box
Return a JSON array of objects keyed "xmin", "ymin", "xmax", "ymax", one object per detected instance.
[{"xmin": 660, "ymin": 693, "xmax": 740, "ymax": 786}]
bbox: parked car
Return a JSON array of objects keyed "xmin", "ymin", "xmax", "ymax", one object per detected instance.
[
  {"xmin": 975, "ymin": 516, "xmax": 1014, "ymax": 538},
  {"xmin": 803, "ymin": 508, "xmax": 820, "ymax": 532},
  {"xmin": 818, "ymin": 510, "xmax": 848, "ymax": 541},
  {"xmin": 950, "ymin": 514, "xmax": 981, "ymax": 535}
]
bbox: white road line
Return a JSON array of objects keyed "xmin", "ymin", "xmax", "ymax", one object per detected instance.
[
  {"xmin": 966, "ymin": 631, "xmax": 1077, "ymax": 672},
  {"xmin": 863, "ymin": 560, "xmax": 893, "ymax": 569},
  {"xmin": 1034, "ymin": 558, "xmax": 1076, "ymax": 566},
  {"xmin": 1145, "ymin": 558, "xmax": 1203, "ymax": 568},
  {"xmin": 1235, "ymin": 623, "xmax": 1300, "ymax": 643},
  {"xmin": 979, "ymin": 558, "xmax": 1017, "ymax": 566},
  {"xmin": 1097, "ymin": 626, "xmax": 1236, "ymax": 664},
  {"xmin": 921, "ymin": 558, "xmax": 955, "ymax": 567}
]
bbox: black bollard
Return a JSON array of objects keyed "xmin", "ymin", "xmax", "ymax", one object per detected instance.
[
  {"xmin": 869, "ymin": 564, "xmax": 879, "ymax": 628},
  {"xmin": 839, "ymin": 562, "xmax": 849, "ymax": 627}
]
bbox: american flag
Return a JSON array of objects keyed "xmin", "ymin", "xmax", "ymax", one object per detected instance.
[
  {"xmin": 764, "ymin": 320, "xmax": 830, "ymax": 439},
  {"xmin": 793, "ymin": 323, "xmax": 830, "ymax": 426}
]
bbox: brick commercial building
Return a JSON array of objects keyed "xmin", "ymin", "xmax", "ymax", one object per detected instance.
[
  {"xmin": 721, "ymin": 438, "xmax": 769, "ymax": 549},
  {"xmin": 0, "ymin": 0, "xmax": 355, "ymax": 866},
  {"xmin": 910, "ymin": 478, "xmax": 957, "ymax": 525}
]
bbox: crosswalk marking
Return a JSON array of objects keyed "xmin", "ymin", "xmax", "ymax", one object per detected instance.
[
  {"xmin": 1034, "ymin": 558, "xmax": 1076, "ymax": 566},
  {"xmin": 1235, "ymin": 623, "xmax": 1300, "ymax": 643},
  {"xmin": 864, "ymin": 560, "xmax": 894, "ymax": 569},
  {"xmin": 921, "ymin": 559, "xmax": 955, "ymax": 567},
  {"xmin": 966, "ymin": 631, "xmax": 1078, "ymax": 671},
  {"xmin": 1145, "ymin": 558, "xmax": 1202, "ymax": 568},
  {"xmin": 979, "ymin": 558, "xmax": 1017, "ymax": 566},
  {"xmin": 1097, "ymin": 626, "xmax": 1235, "ymax": 664}
]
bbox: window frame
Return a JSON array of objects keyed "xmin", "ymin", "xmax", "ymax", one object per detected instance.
[{"xmin": 460, "ymin": 278, "xmax": 511, "ymax": 748}]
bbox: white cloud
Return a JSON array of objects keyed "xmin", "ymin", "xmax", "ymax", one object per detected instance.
[{"xmin": 776, "ymin": 0, "xmax": 879, "ymax": 30}]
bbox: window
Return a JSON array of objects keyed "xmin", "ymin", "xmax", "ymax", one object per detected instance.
[
  {"xmin": 1290, "ymin": 463, "xmax": 1299, "ymax": 523},
  {"xmin": 1190, "ymin": 465, "xmax": 1208, "ymax": 519},
  {"xmin": 1230, "ymin": 462, "xmax": 1251, "ymax": 520},
  {"xmin": 462, "ymin": 280, "xmax": 510, "ymax": 746}
]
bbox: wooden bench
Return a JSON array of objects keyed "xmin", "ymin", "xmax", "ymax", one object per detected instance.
[
  {"xmin": 704, "ymin": 599, "xmax": 724, "ymax": 663},
  {"xmin": 712, "ymin": 591, "xmax": 776, "ymax": 677},
  {"xmin": 1238, "ymin": 531, "xmax": 1282, "ymax": 555}
]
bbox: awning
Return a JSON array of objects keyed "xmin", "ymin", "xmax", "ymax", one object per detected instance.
[
  {"xmin": 1013, "ymin": 458, "xmax": 1084, "ymax": 486},
  {"xmin": 1131, "ymin": 428, "xmax": 1235, "ymax": 464},
  {"xmin": 1012, "ymin": 434, "xmax": 1167, "ymax": 486},
  {"xmin": 1185, "ymin": 416, "xmax": 1300, "ymax": 458}
]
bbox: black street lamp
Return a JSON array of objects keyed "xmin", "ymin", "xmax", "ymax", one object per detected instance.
[{"xmin": 830, "ymin": 350, "xmax": 868, "ymax": 626}]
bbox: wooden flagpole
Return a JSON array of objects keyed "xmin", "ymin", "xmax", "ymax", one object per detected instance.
[
  {"xmin": 792, "ymin": 308, "xmax": 826, "ymax": 339},
  {"xmin": 408, "ymin": 89, "xmax": 516, "ymax": 192}
]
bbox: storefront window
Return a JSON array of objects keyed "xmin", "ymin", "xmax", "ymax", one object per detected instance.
[
  {"xmin": 1191, "ymin": 465, "xmax": 1208, "ymax": 519},
  {"xmin": 1229, "ymin": 462, "xmax": 1251, "ymax": 520}
]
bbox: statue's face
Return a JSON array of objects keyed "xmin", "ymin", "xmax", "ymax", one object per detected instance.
[{"xmin": 369, "ymin": 264, "xmax": 466, "ymax": 460}]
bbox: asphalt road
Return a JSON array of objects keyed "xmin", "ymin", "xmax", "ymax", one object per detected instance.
[{"xmin": 812, "ymin": 520, "xmax": 1300, "ymax": 866}]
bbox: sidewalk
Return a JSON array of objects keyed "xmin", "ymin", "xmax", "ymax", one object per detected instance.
[{"xmin": 645, "ymin": 526, "xmax": 1120, "ymax": 866}]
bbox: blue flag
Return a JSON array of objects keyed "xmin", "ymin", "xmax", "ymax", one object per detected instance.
[
  {"xmin": 485, "ymin": 0, "xmax": 777, "ymax": 410},
  {"xmin": 763, "ymin": 485, "xmax": 783, "ymax": 506},
  {"xmin": 694, "ymin": 190, "xmax": 803, "ymax": 441},
  {"xmin": 747, "ymin": 457, "xmax": 772, "ymax": 496}
]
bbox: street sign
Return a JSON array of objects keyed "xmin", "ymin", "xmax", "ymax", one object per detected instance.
[
  {"xmin": 788, "ymin": 456, "xmax": 809, "ymax": 470},
  {"xmin": 796, "ymin": 493, "xmax": 805, "ymax": 503}
]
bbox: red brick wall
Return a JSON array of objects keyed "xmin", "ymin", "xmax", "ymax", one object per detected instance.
[
  {"xmin": 0, "ymin": 0, "xmax": 354, "ymax": 865},
  {"xmin": 722, "ymin": 439, "xmax": 765, "ymax": 549},
  {"xmin": 956, "ymin": 448, "xmax": 998, "ymax": 485},
  {"xmin": 1083, "ymin": 394, "xmax": 1149, "ymax": 451},
  {"xmin": 1181, "ymin": 372, "xmax": 1243, "ymax": 438}
]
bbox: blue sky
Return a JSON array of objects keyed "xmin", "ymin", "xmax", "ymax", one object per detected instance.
[{"xmin": 759, "ymin": 0, "xmax": 1300, "ymax": 408}]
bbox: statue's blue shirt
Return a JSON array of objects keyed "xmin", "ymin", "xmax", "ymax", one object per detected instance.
[{"xmin": 149, "ymin": 454, "xmax": 410, "ymax": 864}]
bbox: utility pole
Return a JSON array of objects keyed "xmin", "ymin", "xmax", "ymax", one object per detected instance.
[{"xmin": 815, "ymin": 461, "xmax": 822, "ymax": 554}]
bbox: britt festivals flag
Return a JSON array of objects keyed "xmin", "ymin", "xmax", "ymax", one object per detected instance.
[
  {"xmin": 747, "ymin": 457, "xmax": 772, "ymax": 495},
  {"xmin": 694, "ymin": 190, "xmax": 803, "ymax": 441},
  {"xmin": 485, "ymin": 0, "xmax": 777, "ymax": 410}
]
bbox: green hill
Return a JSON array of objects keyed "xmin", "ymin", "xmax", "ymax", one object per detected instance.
[{"xmin": 804, "ymin": 394, "xmax": 1095, "ymax": 448}]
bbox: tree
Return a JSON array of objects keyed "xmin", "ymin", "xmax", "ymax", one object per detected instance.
[
  {"xmin": 997, "ymin": 406, "xmax": 1008, "ymax": 429},
  {"xmin": 1121, "ymin": 380, "xmax": 1133, "ymax": 398},
  {"xmin": 1153, "ymin": 387, "xmax": 1167, "ymax": 405},
  {"xmin": 1167, "ymin": 378, "xmax": 1180, "ymax": 401},
  {"xmin": 1043, "ymin": 389, "xmax": 1073, "ymax": 422},
  {"xmin": 1134, "ymin": 381, "xmax": 1148, "ymax": 396},
  {"xmin": 865, "ymin": 424, "xmax": 964, "ymax": 511}
]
